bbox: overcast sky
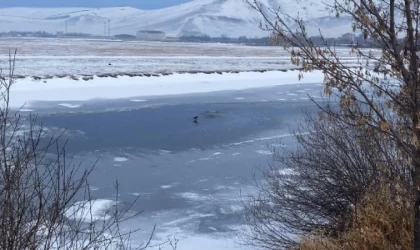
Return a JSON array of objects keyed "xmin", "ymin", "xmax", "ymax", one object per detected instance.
[{"xmin": 0, "ymin": 0, "xmax": 192, "ymax": 9}]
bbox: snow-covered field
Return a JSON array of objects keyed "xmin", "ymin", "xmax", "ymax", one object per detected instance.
[
  {"xmin": 0, "ymin": 38, "xmax": 379, "ymax": 109},
  {"xmin": 10, "ymin": 70, "xmax": 324, "ymax": 108},
  {"xmin": 2, "ymin": 38, "xmax": 288, "ymax": 76},
  {"xmin": 7, "ymin": 56, "xmax": 293, "ymax": 76},
  {"xmin": 0, "ymin": 38, "xmax": 375, "ymax": 77},
  {"xmin": 0, "ymin": 38, "xmax": 326, "ymax": 108},
  {"xmin": 1, "ymin": 38, "xmax": 285, "ymax": 57}
]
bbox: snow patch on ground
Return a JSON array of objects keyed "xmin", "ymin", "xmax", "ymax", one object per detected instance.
[
  {"xmin": 163, "ymin": 213, "xmax": 215, "ymax": 227},
  {"xmin": 229, "ymin": 205, "xmax": 244, "ymax": 213},
  {"xmin": 130, "ymin": 99, "xmax": 147, "ymax": 102},
  {"xmin": 58, "ymin": 103, "xmax": 82, "ymax": 108},
  {"xmin": 9, "ymin": 71, "xmax": 324, "ymax": 108},
  {"xmin": 279, "ymin": 168, "xmax": 299, "ymax": 176},
  {"xmin": 194, "ymin": 179, "xmax": 209, "ymax": 184},
  {"xmin": 113, "ymin": 157, "xmax": 128, "ymax": 162},
  {"xmin": 177, "ymin": 192, "xmax": 210, "ymax": 202},
  {"xmin": 256, "ymin": 150, "xmax": 274, "ymax": 155},
  {"xmin": 271, "ymin": 143, "xmax": 287, "ymax": 148},
  {"xmin": 220, "ymin": 205, "xmax": 244, "ymax": 214},
  {"xmin": 226, "ymin": 133, "xmax": 298, "ymax": 147},
  {"xmin": 65, "ymin": 199, "xmax": 114, "ymax": 223},
  {"xmin": 152, "ymin": 231, "xmax": 249, "ymax": 250},
  {"xmin": 215, "ymin": 185, "xmax": 236, "ymax": 190},
  {"xmin": 18, "ymin": 108, "xmax": 35, "ymax": 112}
]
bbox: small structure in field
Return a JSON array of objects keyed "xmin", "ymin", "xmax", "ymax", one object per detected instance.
[{"xmin": 136, "ymin": 30, "xmax": 166, "ymax": 41}]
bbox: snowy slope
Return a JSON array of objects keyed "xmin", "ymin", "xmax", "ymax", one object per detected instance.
[{"xmin": 0, "ymin": 0, "xmax": 352, "ymax": 38}]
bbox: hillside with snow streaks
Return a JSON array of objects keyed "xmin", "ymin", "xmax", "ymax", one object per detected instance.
[{"xmin": 0, "ymin": 0, "xmax": 352, "ymax": 38}]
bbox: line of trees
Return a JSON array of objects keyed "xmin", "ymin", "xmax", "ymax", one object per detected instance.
[{"xmin": 0, "ymin": 30, "xmax": 395, "ymax": 48}]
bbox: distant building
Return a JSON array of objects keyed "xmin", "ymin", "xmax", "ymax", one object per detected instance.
[
  {"xmin": 341, "ymin": 33, "xmax": 356, "ymax": 42},
  {"xmin": 114, "ymin": 34, "xmax": 137, "ymax": 40},
  {"xmin": 136, "ymin": 30, "xmax": 166, "ymax": 41}
]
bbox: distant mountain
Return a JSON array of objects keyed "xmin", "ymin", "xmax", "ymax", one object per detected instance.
[{"xmin": 0, "ymin": 0, "xmax": 353, "ymax": 38}]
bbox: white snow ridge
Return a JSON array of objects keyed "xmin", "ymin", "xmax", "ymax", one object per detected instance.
[{"xmin": 0, "ymin": 0, "xmax": 350, "ymax": 38}]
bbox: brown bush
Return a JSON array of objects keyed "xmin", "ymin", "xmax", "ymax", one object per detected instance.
[
  {"xmin": 299, "ymin": 182, "xmax": 413, "ymax": 250},
  {"xmin": 244, "ymin": 109, "xmax": 411, "ymax": 249}
]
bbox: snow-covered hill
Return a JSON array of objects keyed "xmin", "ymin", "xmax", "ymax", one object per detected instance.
[{"xmin": 0, "ymin": 0, "xmax": 352, "ymax": 38}]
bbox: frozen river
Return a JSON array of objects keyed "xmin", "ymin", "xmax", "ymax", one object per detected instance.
[{"xmin": 25, "ymin": 83, "xmax": 324, "ymax": 249}]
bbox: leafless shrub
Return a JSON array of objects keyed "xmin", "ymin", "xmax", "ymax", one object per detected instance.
[
  {"xmin": 0, "ymin": 51, "xmax": 150, "ymax": 249},
  {"xmin": 244, "ymin": 109, "xmax": 411, "ymax": 249}
]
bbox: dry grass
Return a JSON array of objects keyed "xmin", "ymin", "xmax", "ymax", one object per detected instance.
[{"xmin": 299, "ymin": 183, "xmax": 413, "ymax": 250}]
